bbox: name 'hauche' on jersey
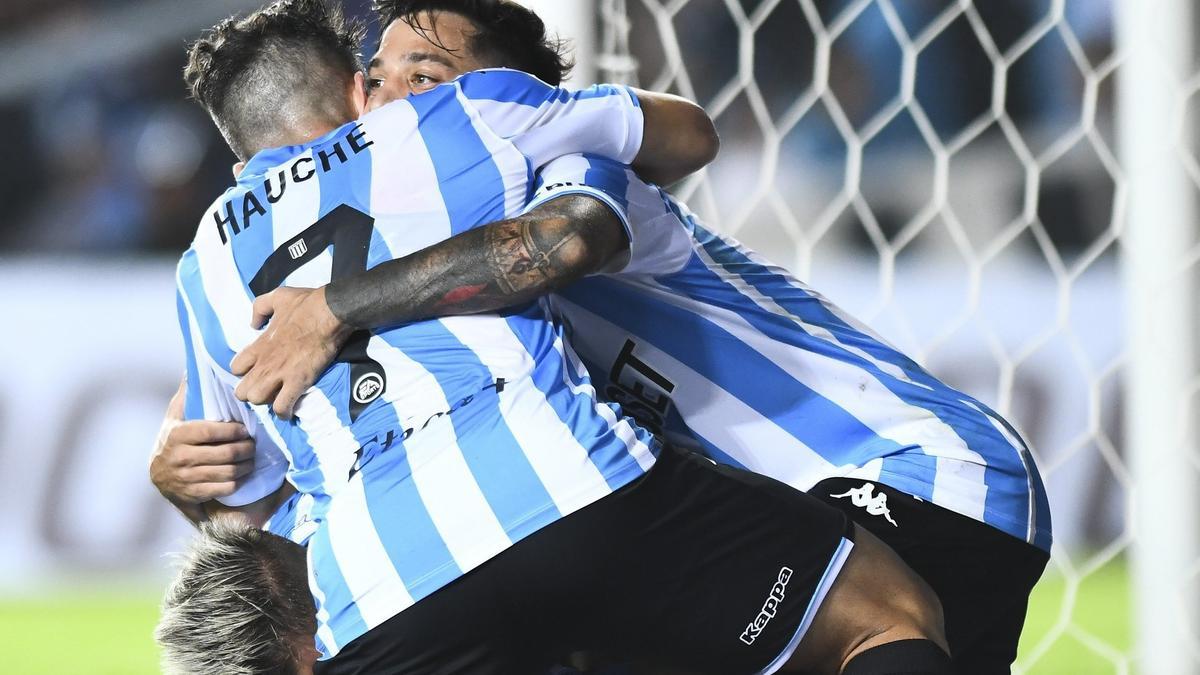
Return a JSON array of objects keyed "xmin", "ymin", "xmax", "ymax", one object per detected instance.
[{"xmin": 175, "ymin": 69, "xmax": 660, "ymax": 659}]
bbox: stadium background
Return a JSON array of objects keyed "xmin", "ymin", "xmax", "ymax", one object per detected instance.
[{"xmin": 0, "ymin": 0, "xmax": 1194, "ymax": 673}]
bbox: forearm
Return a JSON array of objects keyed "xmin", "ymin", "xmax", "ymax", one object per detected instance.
[
  {"xmin": 163, "ymin": 495, "xmax": 210, "ymax": 527},
  {"xmin": 629, "ymin": 88, "xmax": 720, "ymax": 185},
  {"xmin": 160, "ymin": 489, "xmax": 289, "ymax": 530},
  {"xmin": 326, "ymin": 196, "xmax": 627, "ymax": 330}
]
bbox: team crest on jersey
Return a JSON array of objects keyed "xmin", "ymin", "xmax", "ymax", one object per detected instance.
[
  {"xmin": 353, "ymin": 372, "xmax": 385, "ymax": 404},
  {"xmin": 287, "ymin": 239, "xmax": 308, "ymax": 259},
  {"xmin": 831, "ymin": 483, "xmax": 898, "ymax": 526}
]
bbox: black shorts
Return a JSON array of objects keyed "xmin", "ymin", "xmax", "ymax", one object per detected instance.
[
  {"xmin": 317, "ymin": 446, "xmax": 854, "ymax": 675},
  {"xmin": 810, "ymin": 478, "xmax": 1050, "ymax": 675}
]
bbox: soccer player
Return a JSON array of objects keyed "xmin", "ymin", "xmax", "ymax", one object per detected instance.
[
  {"xmin": 201, "ymin": 1, "xmax": 1050, "ymax": 673},
  {"xmin": 155, "ymin": 1, "xmax": 952, "ymax": 673}
]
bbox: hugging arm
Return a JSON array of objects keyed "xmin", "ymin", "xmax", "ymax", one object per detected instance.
[{"xmin": 230, "ymin": 195, "xmax": 626, "ymax": 416}]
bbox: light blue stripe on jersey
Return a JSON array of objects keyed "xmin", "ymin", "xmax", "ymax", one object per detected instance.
[
  {"xmin": 685, "ymin": 223, "xmax": 1040, "ymax": 542},
  {"xmin": 504, "ymin": 308, "xmax": 659, "ymax": 490},
  {"xmin": 566, "ymin": 275, "xmax": 917, "ymax": 474},
  {"xmin": 456, "ymin": 71, "xmax": 637, "ymax": 107},
  {"xmin": 372, "ymin": 319, "xmax": 562, "ymax": 536},
  {"xmin": 228, "ymin": 182, "xmax": 278, "ymax": 290},
  {"xmin": 408, "ymin": 87, "xmax": 507, "ymax": 236},
  {"xmin": 176, "ymin": 289, "xmax": 205, "ymax": 421},
  {"xmin": 368, "ymin": 227, "xmax": 392, "ymax": 269},
  {"xmin": 581, "ymin": 154, "xmax": 631, "ymax": 211},
  {"xmin": 307, "ymin": 524, "xmax": 369, "ymax": 650}
]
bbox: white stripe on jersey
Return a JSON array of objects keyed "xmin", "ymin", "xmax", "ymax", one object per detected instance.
[
  {"xmin": 306, "ymin": 544, "xmax": 340, "ymax": 654},
  {"xmin": 455, "ymin": 87, "xmax": 532, "ymax": 218},
  {"xmin": 271, "ymin": 152, "xmax": 321, "ymax": 246},
  {"xmin": 555, "ymin": 296, "xmax": 836, "ymax": 484},
  {"xmin": 192, "ymin": 209, "xmax": 258, "ymax": 370},
  {"xmin": 438, "ymin": 315, "xmax": 618, "ymax": 516},
  {"xmin": 323, "ymin": 477, "xmax": 416, "ymax": 626},
  {"xmin": 366, "ymin": 335, "xmax": 513, "ymax": 572},
  {"xmin": 466, "ymin": 83, "xmax": 643, "ymax": 169},
  {"xmin": 291, "ymin": 386, "xmax": 361, "ymax": 497},
  {"xmin": 359, "ymin": 102, "xmax": 454, "ymax": 257},
  {"xmin": 691, "ymin": 237, "xmax": 919, "ymax": 387}
]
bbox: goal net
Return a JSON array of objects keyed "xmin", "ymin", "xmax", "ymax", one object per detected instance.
[{"xmin": 589, "ymin": 0, "xmax": 1200, "ymax": 672}]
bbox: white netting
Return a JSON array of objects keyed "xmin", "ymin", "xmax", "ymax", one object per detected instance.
[{"xmin": 596, "ymin": 0, "xmax": 1200, "ymax": 672}]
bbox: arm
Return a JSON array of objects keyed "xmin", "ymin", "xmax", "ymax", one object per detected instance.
[
  {"xmin": 231, "ymin": 194, "xmax": 627, "ymax": 415},
  {"xmin": 454, "ymin": 70, "xmax": 718, "ymax": 186},
  {"xmin": 331, "ymin": 194, "xmax": 626, "ymax": 326},
  {"xmin": 629, "ymin": 88, "xmax": 720, "ymax": 185}
]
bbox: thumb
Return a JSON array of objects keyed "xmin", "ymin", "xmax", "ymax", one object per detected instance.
[{"xmin": 166, "ymin": 376, "xmax": 187, "ymax": 421}]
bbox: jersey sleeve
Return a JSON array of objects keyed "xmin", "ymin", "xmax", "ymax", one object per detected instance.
[
  {"xmin": 454, "ymin": 69, "xmax": 644, "ymax": 171},
  {"xmin": 527, "ymin": 154, "xmax": 695, "ymax": 276},
  {"xmin": 176, "ymin": 283, "xmax": 289, "ymax": 507}
]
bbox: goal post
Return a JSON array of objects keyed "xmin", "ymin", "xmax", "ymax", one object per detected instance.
[{"xmin": 1118, "ymin": 0, "xmax": 1200, "ymax": 672}]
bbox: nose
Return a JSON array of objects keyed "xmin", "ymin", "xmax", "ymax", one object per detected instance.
[{"xmin": 367, "ymin": 81, "xmax": 410, "ymax": 111}]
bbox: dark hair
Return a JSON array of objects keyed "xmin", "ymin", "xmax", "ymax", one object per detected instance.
[
  {"xmin": 372, "ymin": 0, "xmax": 573, "ymax": 85},
  {"xmin": 155, "ymin": 518, "xmax": 316, "ymax": 675},
  {"xmin": 184, "ymin": 0, "xmax": 366, "ymax": 160}
]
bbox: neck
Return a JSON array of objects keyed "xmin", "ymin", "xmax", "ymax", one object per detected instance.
[{"xmin": 246, "ymin": 115, "xmax": 349, "ymax": 160}]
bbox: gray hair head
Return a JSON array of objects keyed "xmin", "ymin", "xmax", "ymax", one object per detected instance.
[{"xmin": 155, "ymin": 516, "xmax": 316, "ymax": 675}]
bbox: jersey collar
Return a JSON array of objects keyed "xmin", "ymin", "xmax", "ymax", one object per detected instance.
[{"xmin": 238, "ymin": 122, "xmax": 353, "ymax": 183}]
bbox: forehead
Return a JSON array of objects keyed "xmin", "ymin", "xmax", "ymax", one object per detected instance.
[{"xmin": 372, "ymin": 11, "xmax": 480, "ymax": 65}]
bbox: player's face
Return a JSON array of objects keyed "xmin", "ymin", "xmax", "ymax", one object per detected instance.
[{"xmin": 365, "ymin": 11, "xmax": 489, "ymax": 111}]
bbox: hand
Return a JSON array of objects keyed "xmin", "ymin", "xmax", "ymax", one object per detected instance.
[
  {"xmin": 150, "ymin": 380, "xmax": 255, "ymax": 504},
  {"xmin": 231, "ymin": 286, "xmax": 353, "ymax": 418}
]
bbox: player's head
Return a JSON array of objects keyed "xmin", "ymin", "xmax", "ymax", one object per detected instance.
[
  {"xmin": 365, "ymin": 0, "xmax": 572, "ymax": 109},
  {"xmin": 184, "ymin": 0, "xmax": 366, "ymax": 162},
  {"xmin": 155, "ymin": 517, "xmax": 318, "ymax": 675}
]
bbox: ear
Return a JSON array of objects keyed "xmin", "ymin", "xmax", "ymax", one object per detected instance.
[
  {"xmin": 232, "ymin": 161, "xmax": 246, "ymax": 178},
  {"xmin": 351, "ymin": 71, "xmax": 369, "ymax": 118}
]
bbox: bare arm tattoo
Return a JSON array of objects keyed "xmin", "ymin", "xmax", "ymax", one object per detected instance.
[{"xmin": 325, "ymin": 195, "xmax": 628, "ymax": 331}]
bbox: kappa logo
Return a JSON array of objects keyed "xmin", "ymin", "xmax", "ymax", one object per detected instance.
[
  {"xmin": 739, "ymin": 566, "xmax": 793, "ymax": 646},
  {"xmin": 831, "ymin": 482, "xmax": 898, "ymax": 526},
  {"xmin": 287, "ymin": 239, "xmax": 308, "ymax": 260},
  {"xmin": 352, "ymin": 372, "xmax": 384, "ymax": 404}
]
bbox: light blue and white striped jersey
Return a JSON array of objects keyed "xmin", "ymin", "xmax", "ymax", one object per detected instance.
[
  {"xmin": 527, "ymin": 155, "xmax": 1052, "ymax": 552},
  {"xmin": 175, "ymin": 71, "xmax": 657, "ymax": 658}
]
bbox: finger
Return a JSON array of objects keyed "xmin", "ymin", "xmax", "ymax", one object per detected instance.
[
  {"xmin": 182, "ymin": 459, "xmax": 256, "ymax": 484},
  {"xmin": 239, "ymin": 377, "xmax": 283, "ymax": 407},
  {"xmin": 171, "ymin": 420, "xmax": 250, "ymax": 446},
  {"xmin": 230, "ymin": 343, "xmax": 258, "ymax": 377},
  {"xmin": 181, "ymin": 482, "xmax": 241, "ymax": 502},
  {"xmin": 182, "ymin": 439, "xmax": 257, "ymax": 466},
  {"xmin": 169, "ymin": 441, "xmax": 256, "ymax": 471},
  {"xmin": 250, "ymin": 291, "xmax": 276, "ymax": 329},
  {"xmin": 272, "ymin": 379, "xmax": 307, "ymax": 420}
]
